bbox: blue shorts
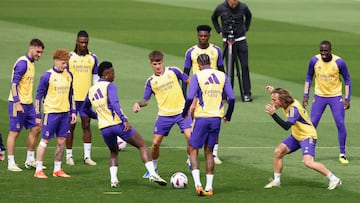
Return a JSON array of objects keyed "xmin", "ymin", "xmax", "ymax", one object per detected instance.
[
  {"xmin": 282, "ymin": 135, "xmax": 316, "ymax": 157},
  {"xmin": 189, "ymin": 117, "xmax": 221, "ymax": 149},
  {"xmin": 154, "ymin": 113, "xmax": 192, "ymax": 136},
  {"xmin": 75, "ymin": 101, "xmax": 89, "ymax": 118},
  {"xmin": 8, "ymin": 101, "xmax": 37, "ymax": 131},
  {"xmin": 41, "ymin": 112, "xmax": 71, "ymax": 139},
  {"xmin": 101, "ymin": 124, "xmax": 136, "ymax": 147}
]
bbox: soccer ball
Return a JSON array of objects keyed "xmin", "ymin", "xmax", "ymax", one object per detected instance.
[
  {"xmin": 170, "ymin": 172, "xmax": 188, "ymax": 189},
  {"xmin": 117, "ymin": 136, "xmax": 127, "ymax": 151}
]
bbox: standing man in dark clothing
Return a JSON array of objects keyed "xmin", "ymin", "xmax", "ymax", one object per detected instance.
[{"xmin": 211, "ymin": 0, "xmax": 253, "ymax": 102}]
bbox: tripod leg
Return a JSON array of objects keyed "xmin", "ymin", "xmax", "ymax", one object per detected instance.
[
  {"xmin": 224, "ymin": 43, "xmax": 234, "ymax": 88},
  {"xmin": 229, "ymin": 54, "xmax": 234, "ymax": 88},
  {"xmin": 223, "ymin": 43, "xmax": 230, "ymax": 77},
  {"xmin": 233, "ymin": 45, "xmax": 244, "ymax": 101}
]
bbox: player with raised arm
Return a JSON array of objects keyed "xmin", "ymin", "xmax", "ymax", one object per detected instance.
[
  {"xmin": 82, "ymin": 61, "xmax": 167, "ymax": 188},
  {"xmin": 264, "ymin": 85, "xmax": 341, "ymax": 190}
]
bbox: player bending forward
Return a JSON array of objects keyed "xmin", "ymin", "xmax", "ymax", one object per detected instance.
[
  {"xmin": 82, "ymin": 61, "xmax": 167, "ymax": 188},
  {"xmin": 264, "ymin": 85, "xmax": 341, "ymax": 190}
]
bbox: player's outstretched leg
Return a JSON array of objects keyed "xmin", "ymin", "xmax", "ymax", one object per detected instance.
[{"xmin": 127, "ymin": 130, "xmax": 167, "ymax": 186}]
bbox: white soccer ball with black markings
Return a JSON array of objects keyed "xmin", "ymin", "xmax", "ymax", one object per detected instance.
[
  {"xmin": 117, "ymin": 136, "xmax": 127, "ymax": 151},
  {"xmin": 170, "ymin": 172, "xmax": 188, "ymax": 189}
]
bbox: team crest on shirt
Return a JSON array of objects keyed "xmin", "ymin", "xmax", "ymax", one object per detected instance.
[{"xmin": 45, "ymin": 131, "xmax": 50, "ymax": 137}]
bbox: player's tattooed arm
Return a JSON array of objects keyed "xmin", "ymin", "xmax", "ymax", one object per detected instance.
[
  {"xmin": 133, "ymin": 99, "xmax": 150, "ymax": 113},
  {"xmin": 137, "ymin": 99, "xmax": 149, "ymax": 107}
]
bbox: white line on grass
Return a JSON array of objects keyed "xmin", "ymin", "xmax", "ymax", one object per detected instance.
[{"xmin": 14, "ymin": 146, "xmax": 360, "ymax": 149}]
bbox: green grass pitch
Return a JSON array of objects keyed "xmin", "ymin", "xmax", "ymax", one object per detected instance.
[{"xmin": 0, "ymin": 0, "xmax": 359, "ymax": 202}]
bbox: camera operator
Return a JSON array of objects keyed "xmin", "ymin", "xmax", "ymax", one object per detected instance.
[{"xmin": 211, "ymin": 0, "xmax": 252, "ymax": 102}]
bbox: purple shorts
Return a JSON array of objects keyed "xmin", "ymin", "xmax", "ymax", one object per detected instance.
[
  {"xmin": 75, "ymin": 101, "xmax": 89, "ymax": 118},
  {"xmin": 189, "ymin": 117, "xmax": 221, "ymax": 149},
  {"xmin": 282, "ymin": 135, "xmax": 316, "ymax": 157},
  {"xmin": 101, "ymin": 124, "xmax": 136, "ymax": 147},
  {"xmin": 8, "ymin": 101, "xmax": 37, "ymax": 131},
  {"xmin": 41, "ymin": 112, "xmax": 71, "ymax": 139},
  {"xmin": 154, "ymin": 113, "xmax": 192, "ymax": 136}
]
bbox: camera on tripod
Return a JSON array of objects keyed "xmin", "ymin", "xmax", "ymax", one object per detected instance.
[
  {"xmin": 224, "ymin": 15, "xmax": 236, "ymax": 42},
  {"xmin": 222, "ymin": 15, "xmax": 244, "ymax": 100}
]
